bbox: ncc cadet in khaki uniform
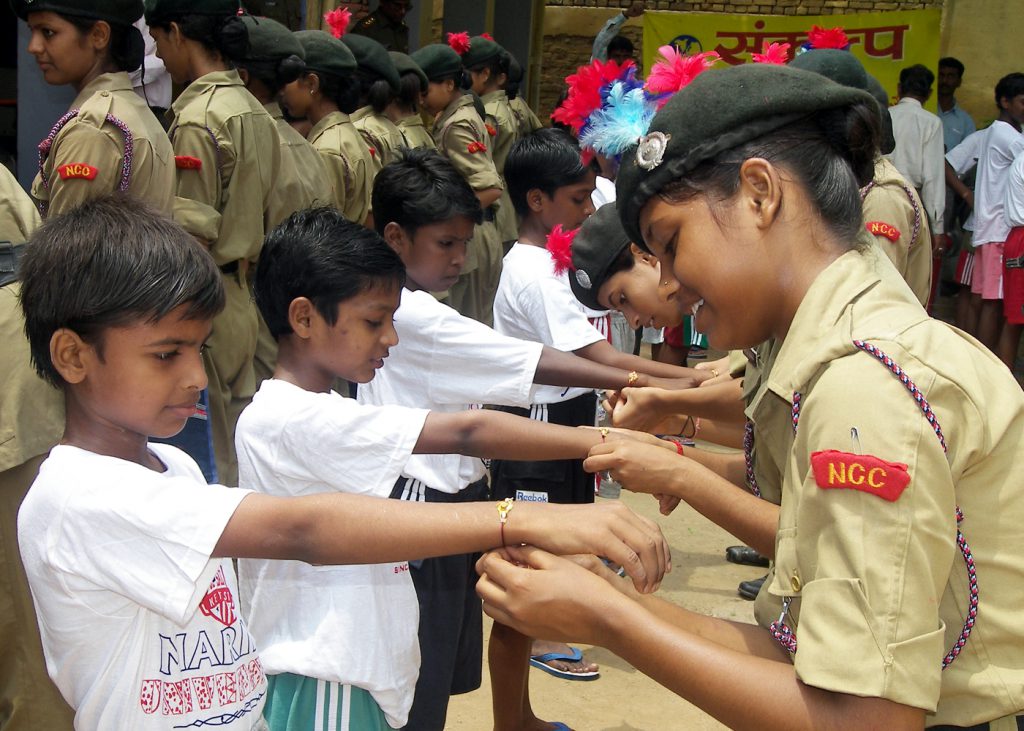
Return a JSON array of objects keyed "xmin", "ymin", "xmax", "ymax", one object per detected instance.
[
  {"xmin": 0, "ymin": 167, "xmax": 73, "ymax": 730},
  {"xmin": 237, "ymin": 16, "xmax": 333, "ymax": 385},
  {"xmin": 480, "ymin": 63, "xmax": 1024, "ymax": 730},
  {"xmin": 348, "ymin": 0, "xmax": 409, "ymax": 53},
  {"xmin": 790, "ymin": 49, "xmax": 933, "ymax": 307},
  {"xmin": 464, "ymin": 36, "xmax": 521, "ymax": 251},
  {"xmin": 18, "ymin": 0, "xmax": 174, "ymax": 219},
  {"xmin": 506, "ymin": 55, "xmax": 544, "ymax": 136},
  {"xmin": 147, "ymin": 0, "xmax": 282, "ymax": 485},
  {"xmin": 342, "ymin": 34, "xmax": 406, "ymax": 173},
  {"xmin": 388, "ymin": 51, "xmax": 436, "ymax": 150},
  {"xmin": 412, "ymin": 43, "xmax": 504, "ymax": 325},
  {"xmin": 287, "ymin": 30, "xmax": 374, "ymax": 227}
]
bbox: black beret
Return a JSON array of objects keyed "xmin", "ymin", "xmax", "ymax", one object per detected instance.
[
  {"xmin": 144, "ymin": 0, "xmax": 237, "ymax": 24},
  {"xmin": 616, "ymin": 63, "xmax": 877, "ymax": 245},
  {"xmin": 341, "ymin": 33, "xmax": 400, "ymax": 92},
  {"xmin": 241, "ymin": 15, "xmax": 303, "ymax": 61},
  {"xmin": 294, "ymin": 29, "xmax": 355, "ymax": 77},
  {"xmin": 410, "ymin": 43, "xmax": 462, "ymax": 81},
  {"xmin": 569, "ymin": 203, "xmax": 631, "ymax": 311},
  {"xmin": 15, "ymin": 0, "xmax": 142, "ymax": 24},
  {"xmin": 389, "ymin": 51, "xmax": 427, "ymax": 90},
  {"xmin": 462, "ymin": 35, "xmax": 503, "ymax": 69}
]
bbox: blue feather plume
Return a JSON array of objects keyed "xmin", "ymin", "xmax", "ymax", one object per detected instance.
[{"xmin": 579, "ymin": 79, "xmax": 657, "ymax": 159}]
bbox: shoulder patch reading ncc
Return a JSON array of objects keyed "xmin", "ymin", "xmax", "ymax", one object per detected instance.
[
  {"xmin": 57, "ymin": 163, "xmax": 98, "ymax": 180},
  {"xmin": 485, "ymin": 123, "xmax": 497, "ymax": 137},
  {"xmin": 467, "ymin": 141, "xmax": 487, "ymax": 154},
  {"xmin": 175, "ymin": 155, "xmax": 202, "ymax": 170},
  {"xmin": 810, "ymin": 450, "xmax": 910, "ymax": 501},
  {"xmin": 866, "ymin": 221, "xmax": 901, "ymax": 242}
]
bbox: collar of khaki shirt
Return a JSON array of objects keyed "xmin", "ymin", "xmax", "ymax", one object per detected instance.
[
  {"xmin": 170, "ymin": 69, "xmax": 244, "ymax": 117},
  {"xmin": 71, "ymin": 71, "xmax": 134, "ymax": 109},
  {"xmin": 434, "ymin": 93, "xmax": 474, "ymax": 133},
  {"xmin": 308, "ymin": 110, "xmax": 354, "ymax": 143}
]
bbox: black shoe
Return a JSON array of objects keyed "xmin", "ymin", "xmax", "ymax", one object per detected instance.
[
  {"xmin": 725, "ymin": 545, "xmax": 770, "ymax": 568},
  {"xmin": 738, "ymin": 575, "xmax": 767, "ymax": 601}
]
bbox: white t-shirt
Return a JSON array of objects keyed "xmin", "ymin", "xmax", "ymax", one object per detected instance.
[
  {"xmin": 17, "ymin": 444, "xmax": 261, "ymax": 731},
  {"xmin": 946, "ymin": 127, "xmax": 989, "ymax": 232},
  {"xmin": 1005, "ymin": 151, "xmax": 1024, "ymax": 229},
  {"xmin": 972, "ymin": 120, "xmax": 1024, "ymax": 246},
  {"xmin": 493, "ymin": 242, "xmax": 606, "ymax": 404},
  {"xmin": 235, "ymin": 379, "xmax": 428, "ymax": 728},
  {"xmin": 357, "ymin": 288, "xmax": 542, "ymax": 493},
  {"xmin": 591, "ymin": 174, "xmax": 616, "ymax": 208}
]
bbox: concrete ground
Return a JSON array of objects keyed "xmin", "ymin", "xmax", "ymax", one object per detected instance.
[{"xmin": 446, "ymin": 486, "xmax": 759, "ymax": 731}]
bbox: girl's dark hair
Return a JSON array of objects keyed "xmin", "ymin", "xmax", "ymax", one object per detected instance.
[
  {"xmin": 395, "ymin": 70, "xmax": 425, "ymax": 112},
  {"xmin": 505, "ymin": 128, "xmax": 589, "ymax": 217},
  {"xmin": 505, "ymin": 56, "xmax": 523, "ymax": 100},
  {"xmin": 656, "ymin": 101, "xmax": 879, "ymax": 249},
  {"xmin": 372, "ymin": 146, "xmax": 483, "ymax": 236},
  {"xmin": 152, "ymin": 13, "xmax": 249, "ymax": 63},
  {"xmin": 311, "ymin": 69, "xmax": 360, "ymax": 114},
  {"xmin": 255, "ymin": 207, "xmax": 405, "ymax": 337},
  {"xmin": 239, "ymin": 55, "xmax": 305, "ymax": 96},
  {"xmin": 64, "ymin": 15, "xmax": 145, "ymax": 73},
  {"xmin": 19, "ymin": 194, "xmax": 224, "ymax": 388},
  {"xmin": 467, "ymin": 52, "xmax": 508, "ymax": 86},
  {"xmin": 357, "ymin": 72, "xmax": 395, "ymax": 115}
]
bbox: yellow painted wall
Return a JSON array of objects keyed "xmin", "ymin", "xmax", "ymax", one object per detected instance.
[{"xmin": 940, "ymin": 0, "xmax": 1024, "ymax": 128}]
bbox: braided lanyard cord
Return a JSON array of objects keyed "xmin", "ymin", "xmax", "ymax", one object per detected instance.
[
  {"xmin": 37, "ymin": 111, "xmax": 135, "ymax": 216},
  {"xmin": 770, "ymin": 340, "xmax": 978, "ymax": 667},
  {"xmin": 743, "ymin": 421, "xmax": 761, "ymax": 498}
]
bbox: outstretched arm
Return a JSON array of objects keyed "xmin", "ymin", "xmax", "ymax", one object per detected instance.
[{"xmin": 477, "ymin": 547, "xmax": 925, "ymax": 731}]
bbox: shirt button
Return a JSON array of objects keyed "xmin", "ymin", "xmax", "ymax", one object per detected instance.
[
  {"xmin": 790, "ymin": 573, "xmax": 802, "ymax": 592},
  {"xmin": 100, "ymin": 91, "xmax": 109, "ymax": 97}
]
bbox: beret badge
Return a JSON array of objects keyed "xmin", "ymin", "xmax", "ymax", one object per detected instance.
[
  {"xmin": 575, "ymin": 269, "xmax": 593, "ymax": 290},
  {"xmin": 635, "ymin": 131, "xmax": 670, "ymax": 171}
]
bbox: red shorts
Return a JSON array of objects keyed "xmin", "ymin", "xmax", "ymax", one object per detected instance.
[
  {"xmin": 1003, "ymin": 227, "xmax": 1024, "ymax": 324},
  {"xmin": 970, "ymin": 241, "xmax": 1004, "ymax": 300},
  {"xmin": 955, "ymin": 248, "xmax": 975, "ymax": 286}
]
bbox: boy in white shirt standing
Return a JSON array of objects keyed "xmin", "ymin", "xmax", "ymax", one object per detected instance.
[{"xmin": 16, "ymin": 196, "xmax": 670, "ymax": 731}]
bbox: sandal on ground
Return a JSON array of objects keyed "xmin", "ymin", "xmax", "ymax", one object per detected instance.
[{"xmin": 529, "ymin": 646, "xmax": 600, "ymax": 681}]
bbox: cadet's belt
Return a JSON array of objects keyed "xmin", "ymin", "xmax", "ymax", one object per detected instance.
[
  {"xmin": 0, "ymin": 242, "xmax": 26, "ymax": 288},
  {"xmin": 218, "ymin": 260, "xmax": 250, "ymax": 278},
  {"xmin": 1004, "ymin": 256, "xmax": 1024, "ymax": 269}
]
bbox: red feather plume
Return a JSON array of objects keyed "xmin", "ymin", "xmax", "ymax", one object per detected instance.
[
  {"xmin": 552, "ymin": 58, "xmax": 636, "ymax": 134},
  {"xmin": 480, "ymin": 32, "xmax": 494, "ymax": 41},
  {"xmin": 645, "ymin": 46, "xmax": 719, "ymax": 108},
  {"xmin": 323, "ymin": 8, "xmax": 351, "ymax": 38},
  {"xmin": 751, "ymin": 42, "xmax": 790, "ymax": 65},
  {"xmin": 447, "ymin": 31, "xmax": 471, "ymax": 55},
  {"xmin": 546, "ymin": 224, "xmax": 578, "ymax": 275},
  {"xmin": 806, "ymin": 25, "xmax": 850, "ymax": 50}
]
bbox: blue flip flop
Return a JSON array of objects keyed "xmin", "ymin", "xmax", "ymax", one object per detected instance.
[
  {"xmin": 529, "ymin": 646, "xmax": 600, "ymax": 681},
  {"xmin": 551, "ymin": 724, "xmax": 572, "ymax": 730}
]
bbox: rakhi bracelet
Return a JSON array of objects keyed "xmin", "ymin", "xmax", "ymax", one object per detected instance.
[
  {"xmin": 497, "ymin": 498, "xmax": 515, "ymax": 548},
  {"xmin": 600, "ymin": 427, "xmax": 610, "ymax": 442},
  {"xmin": 677, "ymin": 415, "xmax": 695, "ymax": 438},
  {"xmin": 627, "ymin": 370, "xmax": 640, "ymax": 387}
]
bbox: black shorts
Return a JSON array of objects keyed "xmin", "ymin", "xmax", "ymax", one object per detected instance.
[
  {"xmin": 389, "ymin": 476, "xmax": 488, "ymax": 730},
  {"xmin": 489, "ymin": 391, "xmax": 598, "ymax": 505}
]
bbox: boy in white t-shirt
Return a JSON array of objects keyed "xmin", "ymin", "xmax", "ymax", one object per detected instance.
[
  {"xmin": 16, "ymin": 196, "xmax": 670, "ymax": 731},
  {"xmin": 362, "ymin": 149, "xmax": 700, "ymax": 728},
  {"xmin": 239, "ymin": 206, "xmax": 677, "ymax": 730}
]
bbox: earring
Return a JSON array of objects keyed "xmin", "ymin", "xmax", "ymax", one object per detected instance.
[{"xmin": 309, "ymin": 88, "xmax": 314, "ymax": 96}]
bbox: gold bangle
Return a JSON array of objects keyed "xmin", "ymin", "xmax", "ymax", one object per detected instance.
[
  {"xmin": 497, "ymin": 498, "xmax": 515, "ymax": 547},
  {"xmin": 627, "ymin": 370, "xmax": 640, "ymax": 386}
]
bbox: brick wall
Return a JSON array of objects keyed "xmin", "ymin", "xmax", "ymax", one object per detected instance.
[{"xmin": 535, "ymin": 0, "xmax": 944, "ymax": 120}]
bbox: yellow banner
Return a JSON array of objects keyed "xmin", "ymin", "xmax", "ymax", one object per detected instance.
[{"xmin": 643, "ymin": 9, "xmax": 941, "ymax": 110}]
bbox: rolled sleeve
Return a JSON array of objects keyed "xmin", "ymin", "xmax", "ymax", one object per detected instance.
[{"xmin": 442, "ymin": 122, "xmax": 503, "ymax": 192}]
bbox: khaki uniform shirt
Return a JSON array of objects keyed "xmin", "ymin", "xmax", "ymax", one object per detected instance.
[
  {"xmin": 265, "ymin": 102, "xmax": 333, "ymax": 228},
  {"xmin": 483, "ymin": 90, "xmax": 520, "ymax": 244},
  {"xmin": 351, "ymin": 106, "xmax": 405, "ymax": 173},
  {"xmin": 862, "ymin": 157, "xmax": 933, "ymax": 306},
  {"xmin": 0, "ymin": 172, "xmax": 61, "ymax": 472},
  {"xmin": 396, "ymin": 114, "xmax": 436, "ymax": 151},
  {"xmin": 750, "ymin": 249, "xmax": 1024, "ymax": 725},
  {"xmin": 308, "ymin": 111, "xmax": 373, "ymax": 226},
  {"xmin": 349, "ymin": 8, "xmax": 409, "ymax": 53},
  {"xmin": 168, "ymin": 70, "xmax": 280, "ymax": 265},
  {"xmin": 32, "ymin": 72, "xmax": 174, "ymax": 218},
  {"xmin": 510, "ymin": 95, "xmax": 543, "ymax": 136},
  {"xmin": 432, "ymin": 94, "xmax": 503, "ymax": 275}
]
